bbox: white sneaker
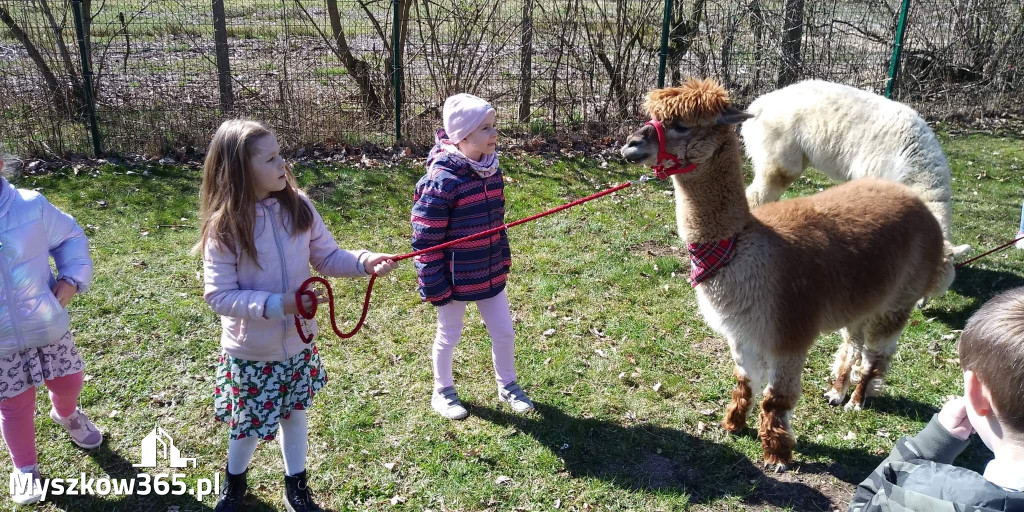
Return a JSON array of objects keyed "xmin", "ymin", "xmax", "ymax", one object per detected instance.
[
  {"xmin": 431, "ymin": 386, "xmax": 468, "ymax": 420},
  {"xmin": 498, "ymin": 382, "xmax": 534, "ymax": 413},
  {"xmin": 50, "ymin": 408, "xmax": 103, "ymax": 449},
  {"xmin": 1015, "ymin": 232, "xmax": 1024, "ymax": 250},
  {"xmin": 10, "ymin": 466, "xmax": 42, "ymax": 505}
]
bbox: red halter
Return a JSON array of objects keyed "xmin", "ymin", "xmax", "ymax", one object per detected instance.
[{"xmin": 646, "ymin": 119, "xmax": 697, "ymax": 180}]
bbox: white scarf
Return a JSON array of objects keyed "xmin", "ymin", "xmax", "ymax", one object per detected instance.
[{"xmin": 440, "ymin": 141, "xmax": 499, "ymax": 178}]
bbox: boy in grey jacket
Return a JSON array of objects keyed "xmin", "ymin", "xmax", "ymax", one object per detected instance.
[{"xmin": 850, "ymin": 287, "xmax": 1024, "ymax": 511}]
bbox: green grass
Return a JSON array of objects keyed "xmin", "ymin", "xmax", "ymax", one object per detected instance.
[{"xmin": 3, "ymin": 130, "xmax": 1023, "ymax": 511}]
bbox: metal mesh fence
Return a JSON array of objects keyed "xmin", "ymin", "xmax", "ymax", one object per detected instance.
[{"xmin": 1, "ymin": 0, "xmax": 1022, "ymax": 157}]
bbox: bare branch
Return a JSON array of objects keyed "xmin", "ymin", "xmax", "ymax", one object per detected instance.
[
  {"xmin": 357, "ymin": 0, "xmax": 390, "ymax": 52},
  {"xmin": 0, "ymin": 5, "xmax": 79, "ymax": 116}
]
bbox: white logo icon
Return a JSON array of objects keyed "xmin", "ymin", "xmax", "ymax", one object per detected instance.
[{"xmin": 133, "ymin": 426, "xmax": 196, "ymax": 469}]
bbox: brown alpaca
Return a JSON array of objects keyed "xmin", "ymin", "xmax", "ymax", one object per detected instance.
[{"xmin": 620, "ymin": 79, "xmax": 955, "ymax": 470}]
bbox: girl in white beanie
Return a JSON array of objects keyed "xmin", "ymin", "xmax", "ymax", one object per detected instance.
[{"xmin": 410, "ymin": 94, "xmax": 534, "ymax": 420}]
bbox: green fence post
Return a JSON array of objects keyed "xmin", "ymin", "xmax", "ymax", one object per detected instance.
[
  {"xmin": 392, "ymin": 0, "xmax": 402, "ymax": 143},
  {"xmin": 885, "ymin": 0, "xmax": 911, "ymax": 99},
  {"xmin": 657, "ymin": 0, "xmax": 672, "ymax": 87},
  {"xmin": 71, "ymin": 0, "xmax": 101, "ymax": 156}
]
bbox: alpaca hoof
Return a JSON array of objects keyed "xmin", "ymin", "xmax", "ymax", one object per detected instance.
[
  {"xmin": 824, "ymin": 389, "xmax": 845, "ymax": 407},
  {"xmin": 844, "ymin": 399, "xmax": 863, "ymax": 412},
  {"xmin": 952, "ymin": 244, "xmax": 972, "ymax": 260}
]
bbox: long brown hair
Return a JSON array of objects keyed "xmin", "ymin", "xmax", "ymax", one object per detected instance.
[{"xmin": 195, "ymin": 119, "xmax": 313, "ymax": 266}]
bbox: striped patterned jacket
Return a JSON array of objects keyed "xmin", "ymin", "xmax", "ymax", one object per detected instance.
[{"xmin": 410, "ymin": 130, "xmax": 511, "ymax": 306}]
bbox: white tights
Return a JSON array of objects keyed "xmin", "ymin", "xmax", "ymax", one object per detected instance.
[{"xmin": 226, "ymin": 409, "xmax": 308, "ymax": 476}]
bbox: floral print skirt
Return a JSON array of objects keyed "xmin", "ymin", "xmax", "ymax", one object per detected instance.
[
  {"xmin": 214, "ymin": 345, "xmax": 328, "ymax": 440},
  {"xmin": 0, "ymin": 331, "xmax": 83, "ymax": 402}
]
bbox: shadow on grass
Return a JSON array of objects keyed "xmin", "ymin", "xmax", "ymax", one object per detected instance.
[
  {"xmin": 40, "ymin": 441, "xmax": 281, "ymax": 512},
  {"xmin": 935, "ymin": 265, "xmax": 1024, "ymax": 328},
  {"xmin": 867, "ymin": 395, "xmax": 940, "ymax": 423},
  {"xmin": 472, "ymin": 402, "xmax": 842, "ymax": 511}
]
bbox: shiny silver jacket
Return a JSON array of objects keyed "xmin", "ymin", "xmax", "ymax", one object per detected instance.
[{"xmin": 0, "ymin": 178, "xmax": 93, "ymax": 355}]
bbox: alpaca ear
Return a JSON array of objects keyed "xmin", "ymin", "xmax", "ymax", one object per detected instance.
[{"xmin": 716, "ymin": 107, "xmax": 753, "ymax": 125}]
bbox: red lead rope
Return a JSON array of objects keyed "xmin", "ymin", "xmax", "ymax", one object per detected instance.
[
  {"xmin": 954, "ymin": 235, "xmax": 1024, "ymax": 269},
  {"xmin": 293, "ymin": 179, "xmax": 637, "ymax": 342},
  {"xmin": 294, "ymin": 120, "xmax": 697, "ymax": 342}
]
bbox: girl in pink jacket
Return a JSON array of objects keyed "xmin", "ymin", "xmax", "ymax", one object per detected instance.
[
  {"xmin": 197, "ymin": 120, "xmax": 396, "ymax": 512},
  {"xmin": 0, "ymin": 151, "xmax": 98, "ymax": 506}
]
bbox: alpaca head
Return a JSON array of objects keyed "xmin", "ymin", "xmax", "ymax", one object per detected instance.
[{"xmin": 621, "ymin": 78, "xmax": 751, "ymax": 170}]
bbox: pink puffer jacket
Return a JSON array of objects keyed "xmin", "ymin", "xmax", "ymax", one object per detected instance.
[{"xmin": 203, "ymin": 195, "xmax": 375, "ymax": 362}]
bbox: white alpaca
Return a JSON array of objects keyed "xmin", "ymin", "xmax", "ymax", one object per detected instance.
[{"xmin": 742, "ymin": 79, "xmax": 970, "ymax": 257}]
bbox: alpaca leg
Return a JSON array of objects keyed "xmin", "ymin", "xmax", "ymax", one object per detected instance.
[
  {"xmin": 722, "ymin": 366, "xmax": 754, "ymax": 433},
  {"xmin": 722, "ymin": 337, "xmax": 767, "ymax": 433},
  {"xmin": 921, "ymin": 196, "xmax": 954, "ymax": 243},
  {"xmin": 825, "ymin": 325, "xmax": 864, "ymax": 406},
  {"xmin": 846, "ymin": 309, "xmax": 909, "ymax": 411},
  {"xmin": 759, "ymin": 354, "xmax": 805, "ymax": 471},
  {"xmin": 746, "ymin": 164, "xmax": 802, "ymax": 207},
  {"xmin": 742, "ymin": 122, "xmax": 805, "ymax": 208},
  {"xmin": 921, "ymin": 193, "xmax": 969, "ymax": 258}
]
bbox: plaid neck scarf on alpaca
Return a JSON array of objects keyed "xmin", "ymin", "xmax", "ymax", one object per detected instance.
[{"xmin": 687, "ymin": 235, "xmax": 738, "ymax": 286}]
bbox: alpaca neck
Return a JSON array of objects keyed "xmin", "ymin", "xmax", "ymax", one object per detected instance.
[{"xmin": 672, "ymin": 134, "xmax": 751, "ymax": 244}]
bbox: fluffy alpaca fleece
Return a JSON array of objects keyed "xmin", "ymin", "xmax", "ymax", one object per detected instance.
[
  {"xmin": 620, "ymin": 79, "xmax": 955, "ymax": 469},
  {"xmin": 741, "ymin": 79, "xmax": 969, "ymax": 257}
]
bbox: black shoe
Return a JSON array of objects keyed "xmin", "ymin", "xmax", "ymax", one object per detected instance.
[
  {"xmin": 283, "ymin": 470, "xmax": 323, "ymax": 512},
  {"xmin": 213, "ymin": 465, "xmax": 247, "ymax": 512}
]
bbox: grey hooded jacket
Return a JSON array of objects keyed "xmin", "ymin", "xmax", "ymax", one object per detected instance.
[{"xmin": 850, "ymin": 415, "xmax": 1024, "ymax": 512}]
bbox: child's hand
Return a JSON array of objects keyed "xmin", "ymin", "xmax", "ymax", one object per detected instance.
[
  {"xmin": 283, "ymin": 289, "xmax": 326, "ymax": 316},
  {"xmin": 52, "ymin": 280, "xmax": 77, "ymax": 308},
  {"xmin": 365, "ymin": 254, "xmax": 399, "ymax": 276},
  {"xmin": 937, "ymin": 396, "xmax": 974, "ymax": 440}
]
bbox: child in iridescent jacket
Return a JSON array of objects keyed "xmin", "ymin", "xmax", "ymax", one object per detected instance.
[{"xmin": 0, "ymin": 151, "xmax": 98, "ymax": 506}]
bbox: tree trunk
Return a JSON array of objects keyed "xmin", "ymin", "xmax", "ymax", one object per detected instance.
[
  {"xmin": 748, "ymin": 0, "xmax": 765, "ymax": 90},
  {"xmin": 982, "ymin": 4, "xmax": 1024, "ymax": 82},
  {"xmin": 211, "ymin": 0, "xmax": 234, "ymax": 111},
  {"xmin": 518, "ymin": 0, "xmax": 534, "ymax": 122},
  {"xmin": 668, "ymin": 0, "xmax": 704, "ymax": 86},
  {"xmin": 326, "ymin": 0, "xmax": 384, "ymax": 118},
  {"xmin": 0, "ymin": 6, "xmax": 82, "ymax": 117},
  {"xmin": 38, "ymin": 0, "xmax": 82, "ymax": 93},
  {"xmin": 382, "ymin": 0, "xmax": 411, "ymax": 116},
  {"xmin": 778, "ymin": 0, "xmax": 804, "ymax": 87}
]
